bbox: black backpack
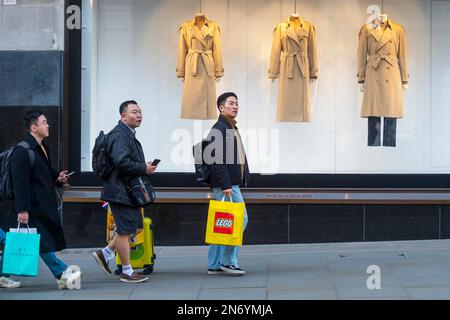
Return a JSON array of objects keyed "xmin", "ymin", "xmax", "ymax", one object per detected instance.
[
  {"xmin": 193, "ymin": 140, "xmax": 211, "ymax": 186},
  {"xmin": 0, "ymin": 141, "xmax": 35, "ymax": 201},
  {"xmin": 92, "ymin": 131, "xmax": 114, "ymax": 180}
]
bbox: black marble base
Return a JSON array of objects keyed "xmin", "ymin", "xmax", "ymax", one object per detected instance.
[
  {"xmin": 289, "ymin": 205, "xmax": 364, "ymax": 244},
  {"xmin": 365, "ymin": 205, "xmax": 440, "ymax": 241},
  {"xmin": 50, "ymin": 203, "xmax": 448, "ymax": 248},
  {"xmin": 0, "ymin": 107, "xmax": 62, "ymax": 169},
  {"xmin": 0, "ymin": 51, "xmax": 63, "ymax": 107}
]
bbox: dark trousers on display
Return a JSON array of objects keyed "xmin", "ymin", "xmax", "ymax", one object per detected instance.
[{"xmin": 368, "ymin": 117, "xmax": 397, "ymax": 147}]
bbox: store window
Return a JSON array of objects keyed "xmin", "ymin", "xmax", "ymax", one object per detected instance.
[{"xmin": 80, "ymin": 0, "xmax": 450, "ymax": 176}]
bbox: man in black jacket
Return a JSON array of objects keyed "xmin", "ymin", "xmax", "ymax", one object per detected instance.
[
  {"xmin": 0, "ymin": 110, "xmax": 81, "ymax": 289},
  {"xmin": 207, "ymin": 92, "xmax": 250, "ymax": 276},
  {"xmin": 92, "ymin": 100, "xmax": 157, "ymax": 283}
]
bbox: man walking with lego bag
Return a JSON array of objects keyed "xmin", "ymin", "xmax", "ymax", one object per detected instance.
[
  {"xmin": 206, "ymin": 92, "xmax": 250, "ymax": 276},
  {"xmin": 92, "ymin": 100, "xmax": 157, "ymax": 283}
]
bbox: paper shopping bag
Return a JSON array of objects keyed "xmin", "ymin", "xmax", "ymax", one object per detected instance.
[
  {"xmin": 205, "ymin": 198, "xmax": 245, "ymax": 246},
  {"xmin": 2, "ymin": 230, "xmax": 40, "ymax": 277},
  {"xmin": 9, "ymin": 227, "xmax": 37, "ymax": 234}
]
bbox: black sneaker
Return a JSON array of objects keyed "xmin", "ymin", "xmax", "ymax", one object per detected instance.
[
  {"xmin": 221, "ymin": 265, "xmax": 246, "ymax": 276},
  {"xmin": 207, "ymin": 269, "xmax": 225, "ymax": 275}
]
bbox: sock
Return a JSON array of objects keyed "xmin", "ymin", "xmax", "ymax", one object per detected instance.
[
  {"xmin": 122, "ymin": 264, "xmax": 134, "ymax": 276},
  {"xmin": 102, "ymin": 246, "xmax": 115, "ymax": 262}
]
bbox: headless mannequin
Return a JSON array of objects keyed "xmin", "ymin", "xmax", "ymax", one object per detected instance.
[
  {"xmin": 195, "ymin": 12, "xmax": 206, "ymax": 29},
  {"xmin": 290, "ymin": 13, "xmax": 301, "ymax": 29},
  {"xmin": 361, "ymin": 13, "xmax": 408, "ymax": 92},
  {"xmin": 180, "ymin": 13, "xmax": 221, "ymax": 82},
  {"xmin": 272, "ymin": 13, "xmax": 315, "ymax": 84}
]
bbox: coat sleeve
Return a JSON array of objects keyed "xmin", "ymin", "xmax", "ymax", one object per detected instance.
[
  {"xmin": 398, "ymin": 27, "xmax": 409, "ymax": 84},
  {"xmin": 176, "ymin": 25, "xmax": 187, "ymax": 78},
  {"xmin": 11, "ymin": 147, "xmax": 32, "ymax": 213},
  {"xmin": 51, "ymin": 168, "xmax": 64, "ymax": 188},
  {"xmin": 110, "ymin": 135, "xmax": 147, "ymax": 177},
  {"xmin": 357, "ymin": 25, "xmax": 368, "ymax": 83},
  {"xmin": 308, "ymin": 24, "xmax": 319, "ymax": 79},
  {"xmin": 208, "ymin": 127, "xmax": 232, "ymax": 191},
  {"xmin": 213, "ymin": 24, "xmax": 224, "ymax": 78},
  {"xmin": 268, "ymin": 25, "xmax": 282, "ymax": 79}
]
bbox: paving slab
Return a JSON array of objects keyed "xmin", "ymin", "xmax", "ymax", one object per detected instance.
[{"xmin": 2, "ymin": 241, "xmax": 450, "ymax": 300}]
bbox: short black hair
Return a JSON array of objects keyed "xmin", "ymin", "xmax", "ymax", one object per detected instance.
[
  {"xmin": 217, "ymin": 92, "xmax": 238, "ymax": 111},
  {"xmin": 119, "ymin": 100, "xmax": 138, "ymax": 115},
  {"xmin": 24, "ymin": 110, "xmax": 44, "ymax": 131}
]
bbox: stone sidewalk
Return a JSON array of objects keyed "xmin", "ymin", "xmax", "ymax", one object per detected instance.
[{"xmin": 2, "ymin": 240, "xmax": 450, "ymax": 300}]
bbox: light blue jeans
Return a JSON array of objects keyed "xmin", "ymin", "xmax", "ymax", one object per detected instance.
[{"xmin": 208, "ymin": 185, "xmax": 248, "ymax": 270}]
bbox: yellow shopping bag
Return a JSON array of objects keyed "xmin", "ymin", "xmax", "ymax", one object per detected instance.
[{"xmin": 205, "ymin": 196, "xmax": 245, "ymax": 246}]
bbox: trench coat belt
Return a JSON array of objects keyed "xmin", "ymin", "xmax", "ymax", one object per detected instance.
[
  {"xmin": 369, "ymin": 54, "xmax": 397, "ymax": 70},
  {"xmin": 187, "ymin": 49, "xmax": 215, "ymax": 77},
  {"xmin": 282, "ymin": 52, "xmax": 307, "ymax": 79}
]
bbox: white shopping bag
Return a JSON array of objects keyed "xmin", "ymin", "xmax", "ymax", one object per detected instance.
[{"xmin": 10, "ymin": 224, "xmax": 37, "ymax": 234}]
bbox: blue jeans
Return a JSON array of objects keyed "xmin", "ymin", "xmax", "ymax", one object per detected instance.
[
  {"xmin": 0, "ymin": 228, "xmax": 5, "ymax": 245},
  {"xmin": 208, "ymin": 185, "xmax": 248, "ymax": 269},
  {"xmin": 40, "ymin": 252, "xmax": 68, "ymax": 279},
  {"xmin": 368, "ymin": 117, "xmax": 397, "ymax": 147}
]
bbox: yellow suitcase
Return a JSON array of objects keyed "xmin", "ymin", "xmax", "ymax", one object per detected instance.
[{"xmin": 106, "ymin": 207, "xmax": 156, "ymax": 275}]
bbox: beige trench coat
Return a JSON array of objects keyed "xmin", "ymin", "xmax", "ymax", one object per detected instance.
[
  {"xmin": 177, "ymin": 18, "xmax": 224, "ymax": 120},
  {"xmin": 357, "ymin": 20, "xmax": 409, "ymax": 118},
  {"xmin": 269, "ymin": 19, "xmax": 318, "ymax": 123}
]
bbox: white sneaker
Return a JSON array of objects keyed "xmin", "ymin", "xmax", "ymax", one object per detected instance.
[
  {"xmin": 0, "ymin": 276, "xmax": 21, "ymax": 289},
  {"xmin": 57, "ymin": 269, "xmax": 82, "ymax": 290}
]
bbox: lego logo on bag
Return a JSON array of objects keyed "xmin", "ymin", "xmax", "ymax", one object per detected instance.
[
  {"xmin": 213, "ymin": 212, "xmax": 234, "ymax": 235},
  {"xmin": 216, "ymin": 219, "xmax": 232, "ymax": 228}
]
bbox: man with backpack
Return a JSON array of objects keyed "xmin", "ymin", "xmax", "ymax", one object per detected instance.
[
  {"xmin": 92, "ymin": 100, "xmax": 157, "ymax": 283},
  {"xmin": 205, "ymin": 92, "xmax": 250, "ymax": 276},
  {"xmin": 0, "ymin": 110, "xmax": 81, "ymax": 289}
]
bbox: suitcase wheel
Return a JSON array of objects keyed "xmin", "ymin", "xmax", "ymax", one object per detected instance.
[
  {"xmin": 115, "ymin": 265, "xmax": 123, "ymax": 276},
  {"xmin": 142, "ymin": 265, "xmax": 154, "ymax": 275}
]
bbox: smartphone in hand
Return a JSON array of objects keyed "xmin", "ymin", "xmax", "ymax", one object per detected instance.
[{"xmin": 151, "ymin": 159, "xmax": 161, "ymax": 166}]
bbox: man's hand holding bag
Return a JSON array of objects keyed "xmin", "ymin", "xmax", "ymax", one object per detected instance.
[{"xmin": 205, "ymin": 196, "xmax": 245, "ymax": 246}]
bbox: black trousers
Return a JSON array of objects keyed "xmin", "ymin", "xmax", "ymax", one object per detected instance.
[{"xmin": 368, "ymin": 117, "xmax": 397, "ymax": 147}]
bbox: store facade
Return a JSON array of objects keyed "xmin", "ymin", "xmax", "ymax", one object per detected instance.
[{"xmin": 1, "ymin": 0, "xmax": 450, "ymax": 248}]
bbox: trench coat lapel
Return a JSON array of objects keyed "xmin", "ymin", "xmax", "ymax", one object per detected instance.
[
  {"xmin": 201, "ymin": 22, "xmax": 213, "ymax": 42},
  {"xmin": 376, "ymin": 21, "xmax": 395, "ymax": 52},
  {"xmin": 191, "ymin": 20, "xmax": 207, "ymax": 47},
  {"xmin": 190, "ymin": 18, "xmax": 213, "ymax": 48},
  {"xmin": 368, "ymin": 26, "xmax": 383, "ymax": 43},
  {"xmin": 286, "ymin": 21, "xmax": 301, "ymax": 47},
  {"xmin": 296, "ymin": 21, "xmax": 309, "ymax": 42}
]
